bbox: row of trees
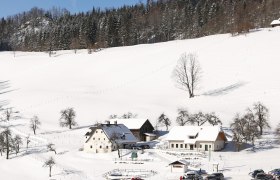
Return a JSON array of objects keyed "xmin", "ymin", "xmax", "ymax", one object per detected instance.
[
  {"xmin": 157, "ymin": 110, "xmax": 222, "ymax": 131},
  {"xmin": 1, "ymin": 0, "xmax": 279, "ymax": 52},
  {"xmin": 230, "ymin": 102, "xmax": 270, "ymax": 151}
]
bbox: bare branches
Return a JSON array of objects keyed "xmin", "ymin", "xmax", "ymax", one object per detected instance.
[
  {"xmin": 59, "ymin": 107, "xmax": 77, "ymax": 129},
  {"xmin": 43, "ymin": 157, "xmax": 55, "ymax": 177},
  {"xmin": 157, "ymin": 113, "xmax": 171, "ymax": 131},
  {"xmin": 30, "ymin": 115, "xmax": 41, "ymax": 135},
  {"xmin": 173, "ymin": 53, "xmax": 202, "ymax": 98},
  {"xmin": 252, "ymin": 102, "xmax": 270, "ymax": 135}
]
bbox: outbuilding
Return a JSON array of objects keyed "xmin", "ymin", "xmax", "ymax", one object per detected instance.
[{"xmin": 169, "ymin": 160, "xmax": 189, "ymax": 173}]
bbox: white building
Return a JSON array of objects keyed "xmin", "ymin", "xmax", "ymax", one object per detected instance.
[
  {"xmin": 166, "ymin": 126, "xmax": 227, "ymax": 151},
  {"xmin": 169, "ymin": 160, "xmax": 189, "ymax": 173},
  {"xmin": 84, "ymin": 122, "xmax": 138, "ymax": 153}
]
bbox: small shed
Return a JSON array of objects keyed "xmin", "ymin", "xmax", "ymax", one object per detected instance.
[
  {"xmin": 271, "ymin": 18, "xmax": 280, "ymax": 27},
  {"xmin": 144, "ymin": 133, "xmax": 157, "ymax": 141},
  {"xmin": 169, "ymin": 160, "xmax": 189, "ymax": 173}
]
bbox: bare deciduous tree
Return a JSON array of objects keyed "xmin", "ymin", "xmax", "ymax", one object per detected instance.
[
  {"xmin": 47, "ymin": 143, "xmax": 57, "ymax": 154},
  {"xmin": 205, "ymin": 112, "xmax": 222, "ymax": 126},
  {"xmin": 230, "ymin": 111, "xmax": 260, "ymax": 151},
  {"xmin": 43, "ymin": 157, "xmax": 55, "ymax": 177},
  {"xmin": 172, "ymin": 53, "xmax": 202, "ymax": 98},
  {"xmin": 230, "ymin": 114, "xmax": 247, "ymax": 151},
  {"xmin": 1, "ymin": 107, "xmax": 20, "ymax": 121},
  {"xmin": 30, "ymin": 115, "xmax": 41, "ymax": 135},
  {"xmin": 0, "ymin": 128, "xmax": 13, "ymax": 159},
  {"xmin": 157, "ymin": 113, "xmax": 171, "ymax": 131},
  {"xmin": 13, "ymin": 135, "xmax": 22, "ymax": 155},
  {"xmin": 190, "ymin": 112, "xmax": 207, "ymax": 126},
  {"xmin": 59, "ymin": 107, "xmax": 77, "ymax": 129},
  {"xmin": 252, "ymin": 102, "xmax": 270, "ymax": 135},
  {"xmin": 176, "ymin": 108, "xmax": 190, "ymax": 126}
]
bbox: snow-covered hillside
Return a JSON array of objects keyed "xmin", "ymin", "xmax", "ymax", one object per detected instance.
[{"xmin": 1, "ymin": 27, "xmax": 280, "ymax": 180}]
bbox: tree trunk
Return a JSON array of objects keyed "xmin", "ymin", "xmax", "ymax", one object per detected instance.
[
  {"xmin": 49, "ymin": 166, "xmax": 52, "ymax": 177},
  {"xmin": 259, "ymin": 125, "xmax": 263, "ymax": 135},
  {"xmin": 6, "ymin": 133, "xmax": 9, "ymax": 159},
  {"xmin": 33, "ymin": 129, "xmax": 36, "ymax": 135},
  {"xmin": 69, "ymin": 123, "xmax": 72, "ymax": 129}
]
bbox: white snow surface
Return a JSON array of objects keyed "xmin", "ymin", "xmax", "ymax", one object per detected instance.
[{"xmin": 0, "ymin": 27, "xmax": 280, "ymax": 180}]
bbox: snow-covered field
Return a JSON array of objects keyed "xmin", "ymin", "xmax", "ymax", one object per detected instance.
[{"xmin": 1, "ymin": 27, "xmax": 280, "ymax": 180}]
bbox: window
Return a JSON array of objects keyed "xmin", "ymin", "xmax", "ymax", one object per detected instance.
[
  {"xmin": 180, "ymin": 144, "xmax": 183, "ymax": 148},
  {"xmin": 185, "ymin": 144, "xmax": 187, "ymax": 148},
  {"xmin": 90, "ymin": 145, "xmax": 92, "ymax": 148},
  {"xmin": 194, "ymin": 144, "xmax": 196, "ymax": 148},
  {"xmin": 200, "ymin": 145, "xmax": 202, "ymax": 148},
  {"xmin": 176, "ymin": 144, "xmax": 178, "ymax": 148},
  {"xmin": 104, "ymin": 138, "xmax": 105, "ymax": 140},
  {"xmin": 98, "ymin": 138, "xmax": 100, "ymax": 140},
  {"xmin": 93, "ymin": 138, "xmax": 95, "ymax": 140},
  {"xmin": 100, "ymin": 146, "xmax": 102, "ymax": 149},
  {"xmin": 209, "ymin": 145, "xmax": 211, "ymax": 149},
  {"xmin": 171, "ymin": 144, "xmax": 174, "ymax": 148},
  {"xmin": 106, "ymin": 146, "xmax": 109, "ymax": 149},
  {"xmin": 101, "ymin": 131, "xmax": 103, "ymax": 133},
  {"xmin": 96, "ymin": 130, "xmax": 98, "ymax": 133}
]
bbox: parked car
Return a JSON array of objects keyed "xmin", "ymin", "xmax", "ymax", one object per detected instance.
[
  {"xmin": 254, "ymin": 173, "xmax": 274, "ymax": 180},
  {"xmin": 205, "ymin": 172, "xmax": 224, "ymax": 180},
  {"xmin": 268, "ymin": 169, "xmax": 280, "ymax": 177},
  {"xmin": 181, "ymin": 171, "xmax": 203, "ymax": 180},
  {"xmin": 131, "ymin": 142, "xmax": 150, "ymax": 149},
  {"xmin": 249, "ymin": 169, "xmax": 265, "ymax": 178}
]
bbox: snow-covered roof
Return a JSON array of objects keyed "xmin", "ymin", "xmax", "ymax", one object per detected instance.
[
  {"xmin": 102, "ymin": 124, "xmax": 138, "ymax": 144},
  {"xmin": 87, "ymin": 124, "xmax": 138, "ymax": 144},
  {"xmin": 109, "ymin": 118, "xmax": 149, "ymax": 129},
  {"xmin": 271, "ymin": 19, "xmax": 280, "ymax": 25},
  {"xmin": 165, "ymin": 126, "xmax": 201, "ymax": 141},
  {"xmin": 169, "ymin": 159, "xmax": 190, "ymax": 166},
  {"xmin": 166, "ymin": 126, "xmax": 223, "ymax": 143}
]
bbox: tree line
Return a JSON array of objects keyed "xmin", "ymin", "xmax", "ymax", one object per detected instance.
[{"xmin": 0, "ymin": 0, "xmax": 279, "ymax": 52}]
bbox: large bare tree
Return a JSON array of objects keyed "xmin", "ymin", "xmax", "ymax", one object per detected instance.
[
  {"xmin": 173, "ymin": 53, "xmax": 202, "ymax": 98},
  {"xmin": 30, "ymin": 115, "xmax": 41, "ymax": 135},
  {"xmin": 43, "ymin": 157, "xmax": 55, "ymax": 177},
  {"xmin": 59, "ymin": 107, "xmax": 77, "ymax": 129},
  {"xmin": 157, "ymin": 113, "xmax": 171, "ymax": 131},
  {"xmin": 176, "ymin": 108, "xmax": 190, "ymax": 126},
  {"xmin": 0, "ymin": 128, "xmax": 13, "ymax": 159},
  {"xmin": 252, "ymin": 102, "xmax": 270, "ymax": 135}
]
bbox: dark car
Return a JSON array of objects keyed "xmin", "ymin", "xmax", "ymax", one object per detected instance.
[
  {"xmin": 205, "ymin": 173, "xmax": 224, "ymax": 180},
  {"xmin": 249, "ymin": 169, "xmax": 265, "ymax": 178},
  {"xmin": 254, "ymin": 173, "xmax": 274, "ymax": 180},
  {"xmin": 131, "ymin": 143, "xmax": 150, "ymax": 149},
  {"xmin": 181, "ymin": 171, "xmax": 203, "ymax": 180}
]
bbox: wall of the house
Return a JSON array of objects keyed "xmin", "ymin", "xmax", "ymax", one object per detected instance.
[
  {"xmin": 84, "ymin": 129, "xmax": 115, "ymax": 153},
  {"xmin": 168, "ymin": 140, "xmax": 223, "ymax": 151},
  {"xmin": 171, "ymin": 164, "xmax": 187, "ymax": 173},
  {"xmin": 213, "ymin": 140, "xmax": 225, "ymax": 151}
]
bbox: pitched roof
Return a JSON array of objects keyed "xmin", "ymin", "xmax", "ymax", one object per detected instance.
[
  {"xmin": 166, "ymin": 126, "xmax": 224, "ymax": 143},
  {"xmin": 169, "ymin": 159, "xmax": 190, "ymax": 166},
  {"xmin": 109, "ymin": 118, "xmax": 149, "ymax": 129},
  {"xmin": 86, "ymin": 124, "xmax": 138, "ymax": 144}
]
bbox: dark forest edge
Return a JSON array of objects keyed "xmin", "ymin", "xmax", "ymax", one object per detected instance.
[{"xmin": 0, "ymin": 0, "xmax": 279, "ymax": 52}]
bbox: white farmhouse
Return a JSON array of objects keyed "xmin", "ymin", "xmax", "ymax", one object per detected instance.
[
  {"xmin": 84, "ymin": 122, "xmax": 138, "ymax": 153},
  {"xmin": 166, "ymin": 126, "xmax": 227, "ymax": 151}
]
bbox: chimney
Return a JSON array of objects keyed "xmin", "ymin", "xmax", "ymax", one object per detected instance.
[
  {"xmin": 114, "ymin": 121, "xmax": 117, "ymax": 125},
  {"xmin": 106, "ymin": 120, "xmax": 110, "ymax": 125}
]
